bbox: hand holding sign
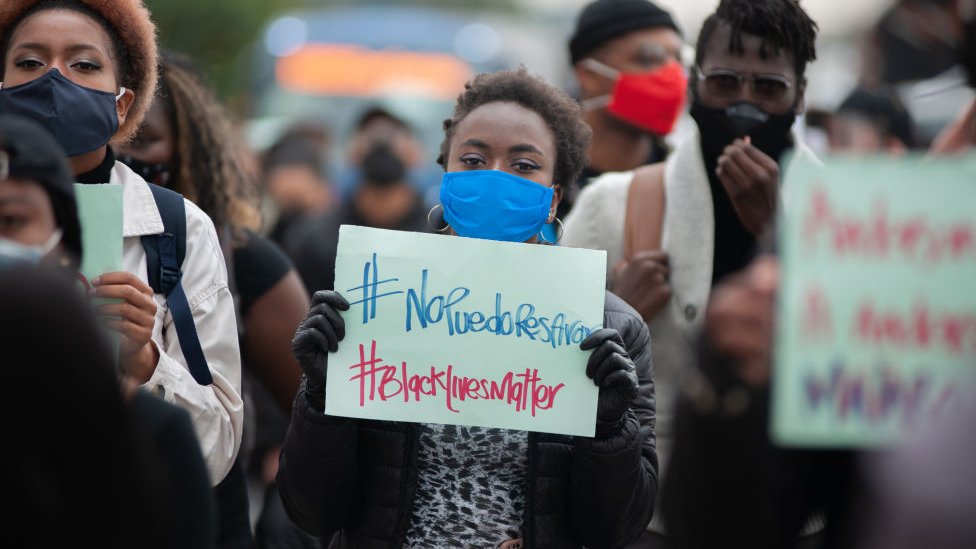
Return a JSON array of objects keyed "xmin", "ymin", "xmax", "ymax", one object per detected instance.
[
  {"xmin": 581, "ymin": 328, "xmax": 639, "ymax": 435},
  {"xmin": 94, "ymin": 271, "xmax": 159, "ymax": 383},
  {"xmin": 292, "ymin": 290, "xmax": 350, "ymax": 408}
]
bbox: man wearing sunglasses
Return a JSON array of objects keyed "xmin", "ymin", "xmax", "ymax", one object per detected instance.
[{"xmin": 562, "ymin": 1, "xmax": 818, "ymax": 545}]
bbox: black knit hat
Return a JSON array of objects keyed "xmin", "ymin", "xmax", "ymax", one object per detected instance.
[
  {"xmin": 0, "ymin": 114, "xmax": 82, "ymax": 263},
  {"xmin": 569, "ymin": 0, "xmax": 681, "ymax": 65}
]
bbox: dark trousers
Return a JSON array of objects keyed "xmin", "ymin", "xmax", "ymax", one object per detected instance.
[{"xmin": 215, "ymin": 457, "xmax": 256, "ymax": 549}]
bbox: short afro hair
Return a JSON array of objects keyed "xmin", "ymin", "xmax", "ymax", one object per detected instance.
[
  {"xmin": 438, "ymin": 67, "xmax": 591, "ymax": 189},
  {"xmin": 0, "ymin": 0, "xmax": 158, "ymax": 144},
  {"xmin": 695, "ymin": 0, "xmax": 818, "ymax": 79}
]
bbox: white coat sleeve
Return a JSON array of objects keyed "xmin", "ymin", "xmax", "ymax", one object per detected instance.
[{"xmin": 144, "ymin": 199, "xmax": 243, "ymax": 486}]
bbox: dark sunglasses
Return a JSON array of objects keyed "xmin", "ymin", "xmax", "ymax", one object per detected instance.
[{"xmin": 695, "ymin": 66, "xmax": 793, "ymax": 102}]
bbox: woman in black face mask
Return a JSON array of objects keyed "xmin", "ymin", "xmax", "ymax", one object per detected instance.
[
  {"xmin": 117, "ymin": 50, "xmax": 313, "ymax": 549},
  {"xmin": 0, "ymin": 0, "xmax": 244, "ymax": 492}
]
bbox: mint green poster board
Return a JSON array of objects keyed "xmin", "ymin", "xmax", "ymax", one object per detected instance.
[
  {"xmin": 325, "ymin": 225, "xmax": 607, "ymax": 437},
  {"xmin": 74, "ymin": 183, "xmax": 124, "ymax": 286},
  {"xmin": 772, "ymin": 154, "xmax": 976, "ymax": 447},
  {"xmin": 74, "ymin": 183, "xmax": 124, "ymax": 359}
]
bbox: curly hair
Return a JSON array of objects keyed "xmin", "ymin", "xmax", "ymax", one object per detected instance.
[
  {"xmin": 152, "ymin": 51, "xmax": 260, "ymax": 234},
  {"xmin": 438, "ymin": 67, "xmax": 591, "ymax": 188},
  {"xmin": 0, "ymin": 0, "xmax": 158, "ymax": 144},
  {"xmin": 695, "ymin": 0, "xmax": 818, "ymax": 79}
]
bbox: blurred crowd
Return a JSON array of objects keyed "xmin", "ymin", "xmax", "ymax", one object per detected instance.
[{"xmin": 0, "ymin": 0, "xmax": 974, "ymax": 548}]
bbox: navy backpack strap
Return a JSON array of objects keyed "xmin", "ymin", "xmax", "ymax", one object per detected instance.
[{"xmin": 142, "ymin": 183, "xmax": 213, "ymax": 386}]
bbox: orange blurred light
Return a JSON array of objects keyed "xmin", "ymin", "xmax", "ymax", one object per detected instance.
[{"xmin": 276, "ymin": 44, "xmax": 473, "ymax": 100}]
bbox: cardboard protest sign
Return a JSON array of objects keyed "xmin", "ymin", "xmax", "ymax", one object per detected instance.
[
  {"xmin": 74, "ymin": 183, "xmax": 124, "ymax": 287},
  {"xmin": 325, "ymin": 225, "xmax": 607, "ymax": 436},
  {"xmin": 772, "ymin": 154, "xmax": 976, "ymax": 447}
]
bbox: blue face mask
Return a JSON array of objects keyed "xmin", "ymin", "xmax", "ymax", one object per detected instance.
[
  {"xmin": 0, "ymin": 229, "xmax": 62, "ymax": 270},
  {"xmin": 0, "ymin": 70, "xmax": 124, "ymax": 157},
  {"xmin": 440, "ymin": 170, "xmax": 555, "ymax": 243}
]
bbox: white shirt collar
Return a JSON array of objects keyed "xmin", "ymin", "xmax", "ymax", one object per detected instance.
[{"xmin": 109, "ymin": 161, "xmax": 165, "ymax": 237}]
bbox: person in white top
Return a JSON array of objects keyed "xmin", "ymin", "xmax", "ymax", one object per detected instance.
[
  {"xmin": 563, "ymin": 0, "xmax": 820, "ymax": 544},
  {"xmin": 0, "ymin": 0, "xmax": 242, "ymax": 485}
]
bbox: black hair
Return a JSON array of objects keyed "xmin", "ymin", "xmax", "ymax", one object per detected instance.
[
  {"xmin": 0, "ymin": 0, "xmax": 131, "ymax": 86},
  {"xmin": 50, "ymin": 194, "xmax": 82, "ymax": 269},
  {"xmin": 836, "ymin": 86, "xmax": 915, "ymax": 148},
  {"xmin": 694, "ymin": 0, "xmax": 818, "ymax": 79},
  {"xmin": 438, "ymin": 67, "xmax": 592, "ymax": 188}
]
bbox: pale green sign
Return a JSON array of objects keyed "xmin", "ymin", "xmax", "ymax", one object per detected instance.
[
  {"xmin": 74, "ymin": 183, "xmax": 124, "ymax": 360},
  {"xmin": 772, "ymin": 154, "xmax": 976, "ymax": 447},
  {"xmin": 74, "ymin": 183, "xmax": 124, "ymax": 285},
  {"xmin": 325, "ymin": 225, "xmax": 607, "ymax": 436}
]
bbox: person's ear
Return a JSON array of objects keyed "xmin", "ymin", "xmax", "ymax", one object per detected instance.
[
  {"xmin": 549, "ymin": 185, "xmax": 563, "ymax": 221},
  {"xmin": 575, "ymin": 60, "xmax": 611, "ymax": 99},
  {"xmin": 115, "ymin": 88, "xmax": 135, "ymax": 131}
]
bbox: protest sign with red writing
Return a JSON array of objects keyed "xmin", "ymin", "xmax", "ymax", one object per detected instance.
[
  {"xmin": 325, "ymin": 225, "xmax": 607, "ymax": 437},
  {"xmin": 772, "ymin": 154, "xmax": 976, "ymax": 447}
]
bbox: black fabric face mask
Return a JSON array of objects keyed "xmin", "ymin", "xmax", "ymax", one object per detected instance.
[
  {"xmin": 118, "ymin": 153, "xmax": 172, "ymax": 187},
  {"xmin": 690, "ymin": 99, "xmax": 797, "ymax": 164},
  {"xmin": 961, "ymin": 14, "xmax": 976, "ymax": 88},
  {"xmin": 361, "ymin": 141, "xmax": 406, "ymax": 188},
  {"xmin": 0, "ymin": 69, "xmax": 122, "ymax": 157}
]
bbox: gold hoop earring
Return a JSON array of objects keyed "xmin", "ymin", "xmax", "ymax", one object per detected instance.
[
  {"xmin": 539, "ymin": 217, "xmax": 564, "ymax": 245},
  {"xmin": 427, "ymin": 204, "xmax": 450, "ymax": 232}
]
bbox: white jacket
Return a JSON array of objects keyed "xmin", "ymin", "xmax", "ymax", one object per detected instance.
[{"xmin": 112, "ymin": 161, "xmax": 243, "ymax": 485}]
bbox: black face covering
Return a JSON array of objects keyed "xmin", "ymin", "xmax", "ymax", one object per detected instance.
[
  {"xmin": 118, "ymin": 153, "xmax": 172, "ymax": 187},
  {"xmin": 961, "ymin": 14, "xmax": 976, "ymax": 88},
  {"xmin": 361, "ymin": 141, "xmax": 405, "ymax": 188},
  {"xmin": 690, "ymin": 99, "xmax": 797, "ymax": 164}
]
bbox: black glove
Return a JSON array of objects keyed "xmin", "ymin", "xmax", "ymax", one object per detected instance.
[
  {"xmin": 291, "ymin": 290, "xmax": 350, "ymax": 407},
  {"xmin": 581, "ymin": 328, "xmax": 639, "ymax": 435}
]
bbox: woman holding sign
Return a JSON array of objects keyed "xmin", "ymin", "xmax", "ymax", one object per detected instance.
[
  {"xmin": 278, "ymin": 68, "xmax": 658, "ymax": 548},
  {"xmin": 0, "ymin": 0, "xmax": 243, "ymax": 488}
]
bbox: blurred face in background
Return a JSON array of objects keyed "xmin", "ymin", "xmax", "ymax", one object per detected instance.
[
  {"xmin": 828, "ymin": 113, "xmax": 907, "ymax": 154},
  {"xmin": 266, "ymin": 164, "xmax": 330, "ymax": 214},
  {"xmin": 118, "ymin": 100, "xmax": 175, "ymax": 166},
  {"xmin": 0, "ymin": 177, "xmax": 57, "ymax": 247}
]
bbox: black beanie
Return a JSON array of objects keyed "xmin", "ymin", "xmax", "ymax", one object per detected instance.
[
  {"xmin": 0, "ymin": 114, "xmax": 82, "ymax": 263},
  {"xmin": 569, "ymin": 0, "xmax": 681, "ymax": 65}
]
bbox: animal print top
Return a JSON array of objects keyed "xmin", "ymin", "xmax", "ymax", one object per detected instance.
[{"xmin": 403, "ymin": 423, "xmax": 528, "ymax": 547}]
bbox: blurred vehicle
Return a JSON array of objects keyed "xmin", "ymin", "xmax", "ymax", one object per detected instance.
[{"xmin": 245, "ymin": 3, "xmax": 565, "ymax": 200}]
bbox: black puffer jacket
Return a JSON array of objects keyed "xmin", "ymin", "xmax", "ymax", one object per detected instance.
[{"xmin": 277, "ymin": 291, "xmax": 657, "ymax": 548}]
